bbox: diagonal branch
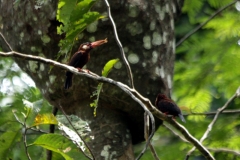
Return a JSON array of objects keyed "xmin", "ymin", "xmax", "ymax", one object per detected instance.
[
  {"xmin": 185, "ymin": 87, "xmax": 240, "ymax": 160},
  {"xmin": 176, "ymin": 0, "xmax": 239, "ymax": 47},
  {"xmin": 208, "ymin": 147, "xmax": 240, "ymax": 156},
  {"xmin": 144, "ymin": 112, "xmax": 160, "ymax": 160},
  {"xmin": 0, "ymin": 32, "xmax": 13, "ymax": 51},
  {"xmin": 103, "ymin": 0, "xmax": 135, "ymax": 89},
  {"xmin": 185, "ymin": 109, "xmax": 240, "ymax": 116},
  {"xmin": 0, "ymin": 51, "xmax": 215, "ymax": 160}
]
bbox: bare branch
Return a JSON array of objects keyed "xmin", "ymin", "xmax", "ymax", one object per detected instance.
[
  {"xmin": 185, "ymin": 109, "xmax": 240, "ymax": 116},
  {"xmin": 144, "ymin": 112, "xmax": 160, "ymax": 160},
  {"xmin": 176, "ymin": 0, "xmax": 238, "ymax": 47},
  {"xmin": 208, "ymin": 147, "xmax": 240, "ymax": 156},
  {"xmin": 103, "ymin": 0, "xmax": 134, "ymax": 89},
  {"xmin": 0, "ymin": 51, "xmax": 214, "ymax": 160},
  {"xmin": 0, "ymin": 32, "xmax": 13, "ymax": 51},
  {"xmin": 164, "ymin": 118, "xmax": 215, "ymax": 160},
  {"xmin": 186, "ymin": 87, "xmax": 240, "ymax": 159},
  {"xmin": 12, "ymin": 110, "xmax": 32, "ymax": 160},
  {"xmin": 163, "ymin": 122, "xmax": 189, "ymax": 143}
]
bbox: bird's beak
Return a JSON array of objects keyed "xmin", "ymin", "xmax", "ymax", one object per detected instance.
[{"xmin": 91, "ymin": 38, "xmax": 108, "ymax": 48}]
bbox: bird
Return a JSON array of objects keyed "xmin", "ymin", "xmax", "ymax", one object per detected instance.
[
  {"xmin": 155, "ymin": 94, "xmax": 186, "ymax": 123},
  {"xmin": 64, "ymin": 38, "xmax": 107, "ymax": 89}
]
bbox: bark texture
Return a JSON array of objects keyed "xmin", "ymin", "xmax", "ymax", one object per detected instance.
[{"xmin": 0, "ymin": 0, "xmax": 183, "ymax": 159}]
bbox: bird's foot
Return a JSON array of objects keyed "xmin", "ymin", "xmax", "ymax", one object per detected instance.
[
  {"xmin": 77, "ymin": 68, "xmax": 82, "ymax": 72},
  {"xmin": 172, "ymin": 116, "xmax": 177, "ymax": 121},
  {"xmin": 164, "ymin": 112, "xmax": 169, "ymax": 116},
  {"xmin": 77, "ymin": 68, "xmax": 90, "ymax": 73},
  {"xmin": 85, "ymin": 69, "xmax": 90, "ymax": 73}
]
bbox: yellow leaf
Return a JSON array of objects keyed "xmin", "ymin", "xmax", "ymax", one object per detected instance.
[{"xmin": 33, "ymin": 113, "xmax": 58, "ymax": 126}]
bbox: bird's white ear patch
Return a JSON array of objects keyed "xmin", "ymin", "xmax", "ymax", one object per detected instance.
[{"xmin": 82, "ymin": 45, "xmax": 88, "ymax": 50}]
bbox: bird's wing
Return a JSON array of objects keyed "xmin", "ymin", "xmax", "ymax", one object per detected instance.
[
  {"xmin": 158, "ymin": 101, "xmax": 181, "ymax": 114},
  {"xmin": 157, "ymin": 101, "xmax": 173, "ymax": 112},
  {"xmin": 68, "ymin": 51, "xmax": 83, "ymax": 67}
]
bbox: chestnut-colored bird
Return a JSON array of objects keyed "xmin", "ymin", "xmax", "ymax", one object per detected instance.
[
  {"xmin": 64, "ymin": 39, "xmax": 107, "ymax": 89},
  {"xmin": 155, "ymin": 94, "xmax": 186, "ymax": 123}
]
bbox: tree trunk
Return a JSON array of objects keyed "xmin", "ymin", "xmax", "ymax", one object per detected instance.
[{"xmin": 0, "ymin": 0, "xmax": 183, "ymax": 159}]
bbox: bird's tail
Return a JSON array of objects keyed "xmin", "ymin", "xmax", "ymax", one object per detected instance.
[
  {"xmin": 64, "ymin": 71, "xmax": 72, "ymax": 89},
  {"xmin": 178, "ymin": 114, "xmax": 186, "ymax": 123}
]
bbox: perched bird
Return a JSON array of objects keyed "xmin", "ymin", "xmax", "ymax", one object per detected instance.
[
  {"xmin": 64, "ymin": 38, "xmax": 107, "ymax": 89},
  {"xmin": 155, "ymin": 94, "xmax": 186, "ymax": 123}
]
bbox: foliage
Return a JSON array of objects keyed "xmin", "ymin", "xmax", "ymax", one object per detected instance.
[
  {"xmin": 32, "ymin": 134, "xmax": 88, "ymax": 160},
  {"xmin": 90, "ymin": 59, "xmax": 119, "ymax": 116},
  {"xmin": 57, "ymin": 0, "xmax": 104, "ymax": 58},
  {"xmin": 170, "ymin": 0, "xmax": 240, "ymax": 159}
]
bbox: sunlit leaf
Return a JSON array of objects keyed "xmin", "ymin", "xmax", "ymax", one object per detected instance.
[{"xmin": 33, "ymin": 113, "xmax": 58, "ymax": 126}]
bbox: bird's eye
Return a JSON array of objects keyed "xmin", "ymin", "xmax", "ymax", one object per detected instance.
[{"xmin": 82, "ymin": 45, "xmax": 88, "ymax": 50}]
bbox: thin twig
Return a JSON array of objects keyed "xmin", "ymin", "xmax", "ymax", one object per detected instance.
[
  {"xmin": 185, "ymin": 109, "xmax": 240, "ymax": 116},
  {"xmin": 58, "ymin": 103, "xmax": 93, "ymax": 160},
  {"xmin": 163, "ymin": 122, "xmax": 189, "ymax": 143},
  {"xmin": 176, "ymin": 0, "xmax": 238, "ymax": 47},
  {"xmin": 103, "ymin": 0, "xmax": 134, "ymax": 88},
  {"xmin": 0, "ymin": 32, "xmax": 13, "ymax": 51},
  {"xmin": 208, "ymin": 147, "xmax": 240, "ymax": 156},
  {"xmin": 185, "ymin": 87, "xmax": 239, "ymax": 160},
  {"xmin": 144, "ymin": 112, "xmax": 160, "ymax": 160},
  {"xmin": 12, "ymin": 110, "xmax": 32, "ymax": 160},
  {"xmin": 0, "ymin": 51, "xmax": 213, "ymax": 159}
]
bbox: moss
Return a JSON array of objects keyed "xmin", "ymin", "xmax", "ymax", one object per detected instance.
[
  {"xmin": 28, "ymin": 61, "xmax": 38, "ymax": 73},
  {"xmin": 152, "ymin": 31, "xmax": 162, "ymax": 45},
  {"xmin": 128, "ymin": 53, "xmax": 139, "ymax": 64},
  {"xmin": 41, "ymin": 34, "xmax": 51, "ymax": 44},
  {"xmin": 126, "ymin": 21, "xmax": 143, "ymax": 36},
  {"xmin": 152, "ymin": 50, "xmax": 158, "ymax": 63},
  {"xmin": 128, "ymin": 5, "xmax": 139, "ymax": 18},
  {"xmin": 150, "ymin": 20, "xmax": 156, "ymax": 31},
  {"xmin": 143, "ymin": 35, "xmax": 151, "ymax": 49},
  {"xmin": 87, "ymin": 21, "xmax": 98, "ymax": 33}
]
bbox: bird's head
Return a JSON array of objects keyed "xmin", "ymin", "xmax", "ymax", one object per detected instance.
[
  {"xmin": 78, "ymin": 38, "xmax": 108, "ymax": 52},
  {"xmin": 155, "ymin": 94, "xmax": 168, "ymax": 106},
  {"xmin": 157, "ymin": 94, "xmax": 167, "ymax": 100}
]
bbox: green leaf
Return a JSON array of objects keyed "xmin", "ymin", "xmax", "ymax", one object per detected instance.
[
  {"xmin": 182, "ymin": 0, "xmax": 204, "ymax": 24},
  {"xmin": 102, "ymin": 59, "xmax": 119, "ymax": 77},
  {"xmin": 32, "ymin": 134, "xmax": 88, "ymax": 160},
  {"xmin": 208, "ymin": 0, "xmax": 233, "ymax": 8},
  {"xmin": 0, "ymin": 131, "xmax": 20, "ymax": 160},
  {"xmin": 90, "ymin": 59, "xmax": 119, "ymax": 116},
  {"xmin": 57, "ymin": 0, "xmax": 105, "ymax": 57}
]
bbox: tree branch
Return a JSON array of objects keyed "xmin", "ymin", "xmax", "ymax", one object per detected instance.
[
  {"xmin": 185, "ymin": 87, "xmax": 240, "ymax": 160},
  {"xmin": 144, "ymin": 112, "xmax": 160, "ymax": 160},
  {"xmin": 185, "ymin": 109, "xmax": 240, "ymax": 116},
  {"xmin": 0, "ymin": 32, "xmax": 13, "ymax": 51},
  {"xmin": 103, "ymin": 0, "xmax": 134, "ymax": 89},
  {"xmin": 12, "ymin": 110, "xmax": 32, "ymax": 160},
  {"xmin": 0, "ymin": 51, "xmax": 215, "ymax": 160},
  {"xmin": 176, "ymin": 0, "xmax": 239, "ymax": 47},
  {"xmin": 208, "ymin": 147, "xmax": 240, "ymax": 156}
]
